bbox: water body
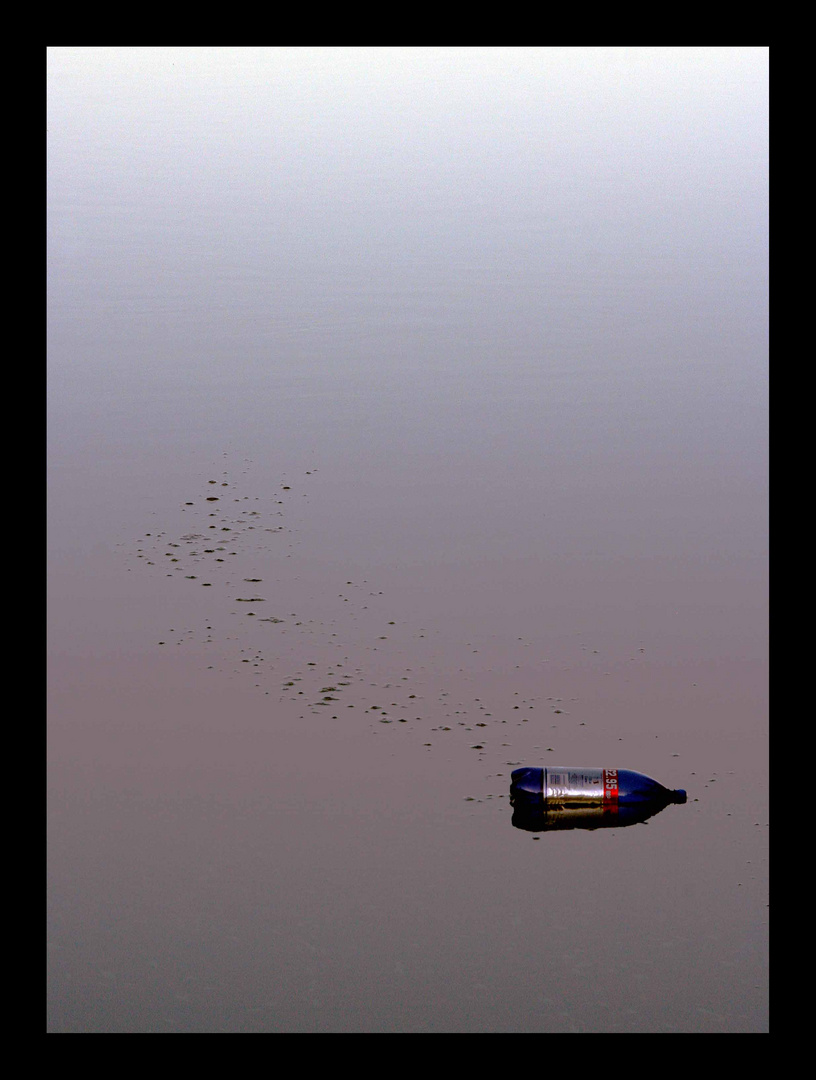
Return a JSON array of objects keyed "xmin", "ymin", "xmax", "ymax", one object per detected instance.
[{"xmin": 47, "ymin": 47, "xmax": 768, "ymax": 1033}]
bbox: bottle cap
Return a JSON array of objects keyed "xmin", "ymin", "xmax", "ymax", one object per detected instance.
[{"xmin": 672, "ymin": 789, "xmax": 687, "ymax": 803}]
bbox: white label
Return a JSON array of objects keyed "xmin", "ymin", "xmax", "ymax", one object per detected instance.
[{"xmin": 544, "ymin": 768, "xmax": 605, "ymax": 805}]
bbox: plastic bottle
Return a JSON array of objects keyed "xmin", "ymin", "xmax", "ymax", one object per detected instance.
[
  {"xmin": 511, "ymin": 766, "xmax": 686, "ymax": 806},
  {"xmin": 509, "ymin": 766, "xmax": 686, "ymax": 832}
]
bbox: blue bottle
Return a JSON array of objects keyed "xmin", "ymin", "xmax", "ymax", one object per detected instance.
[{"xmin": 509, "ymin": 766, "xmax": 686, "ymax": 832}]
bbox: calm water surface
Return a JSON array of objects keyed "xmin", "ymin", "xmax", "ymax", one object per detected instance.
[{"xmin": 47, "ymin": 47, "xmax": 768, "ymax": 1033}]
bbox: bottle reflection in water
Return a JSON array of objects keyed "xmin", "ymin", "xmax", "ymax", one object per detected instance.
[{"xmin": 510, "ymin": 766, "xmax": 687, "ymax": 832}]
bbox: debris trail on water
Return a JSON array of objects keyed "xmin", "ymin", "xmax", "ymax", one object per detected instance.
[{"xmin": 123, "ymin": 451, "xmax": 682, "ymax": 805}]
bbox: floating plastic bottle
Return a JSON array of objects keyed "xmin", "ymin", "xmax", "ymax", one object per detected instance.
[{"xmin": 509, "ymin": 766, "xmax": 686, "ymax": 832}]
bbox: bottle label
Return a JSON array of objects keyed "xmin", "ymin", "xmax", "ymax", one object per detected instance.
[
  {"xmin": 544, "ymin": 768, "xmax": 618, "ymax": 811},
  {"xmin": 603, "ymin": 768, "xmax": 618, "ymax": 808}
]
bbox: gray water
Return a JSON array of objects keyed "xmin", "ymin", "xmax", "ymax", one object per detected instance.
[{"xmin": 47, "ymin": 46, "xmax": 768, "ymax": 1033}]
